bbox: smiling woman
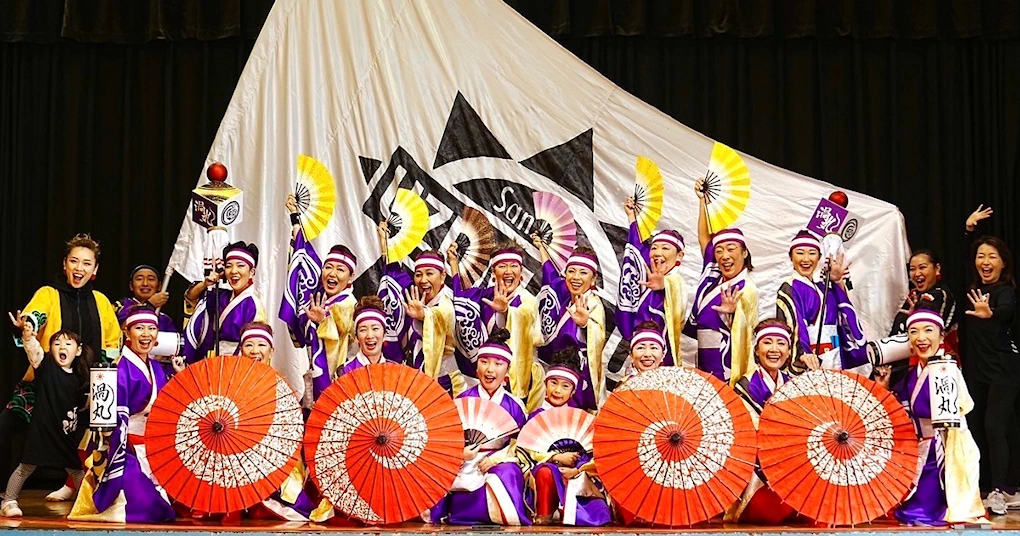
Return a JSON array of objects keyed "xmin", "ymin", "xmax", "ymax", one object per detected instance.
[
  {"xmin": 15, "ymin": 234, "xmax": 122, "ymax": 358},
  {"xmin": 961, "ymin": 236, "xmax": 1019, "ymax": 514}
]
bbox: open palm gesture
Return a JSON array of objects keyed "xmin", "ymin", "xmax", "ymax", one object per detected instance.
[
  {"xmin": 405, "ymin": 287, "xmax": 426, "ymax": 320},
  {"xmin": 965, "ymin": 289, "xmax": 992, "ymax": 319},
  {"xmin": 711, "ymin": 286, "xmax": 743, "ymax": 315},
  {"xmin": 567, "ymin": 294, "xmax": 590, "ymax": 327},
  {"xmin": 484, "ymin": 282, "xmax": 511, "ymax": 313},
  {"xmin": 304, "ymin": 293, "xmax": 328, "ymax": 323}
]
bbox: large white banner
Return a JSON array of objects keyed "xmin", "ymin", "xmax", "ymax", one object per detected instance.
[{"xmin": 170, "ymin": 0, "xmax": 910, "ymax": 395}]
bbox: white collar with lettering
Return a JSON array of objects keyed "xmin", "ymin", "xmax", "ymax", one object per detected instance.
[{"xmin": 478, "ymin": 385, "xmax": 506, "ymax": 405}]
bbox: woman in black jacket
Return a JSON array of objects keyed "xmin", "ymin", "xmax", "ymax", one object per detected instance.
[{"xmin": 962, "ymin": 235, "xmax": 1019, "ymax": 515}]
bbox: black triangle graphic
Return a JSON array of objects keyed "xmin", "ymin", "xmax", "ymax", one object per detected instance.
[
  {"xmin": 519, "ymin": 129, "xmax": 594, "ymax": 210},
  {"xmin": 359, "ymin": 156, "xmax": 382, "ymax": 185},
  {"xmin": 433, "ymin": 92, "xmax": 512, "ymax": 169}
]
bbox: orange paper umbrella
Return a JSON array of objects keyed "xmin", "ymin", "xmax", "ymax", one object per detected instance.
[
  {"xmin": 144, "ymin": 356, "xmax": 304, "ymax": 514},
  {"xmin": 305, "ymin": 363, "xmax": 463, "ymax": 524},
  {"xmin": 595, "ymin": 367, "xmax": 757, "ymax": 526},
  {"xmin": 757, "ymin": 369, "xmax": 919, "ymax": 526}
]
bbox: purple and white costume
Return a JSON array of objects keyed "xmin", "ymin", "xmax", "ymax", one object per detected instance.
[{"xmin": 68, "ymin": 347, "xmax": 175, "ymax": 523}]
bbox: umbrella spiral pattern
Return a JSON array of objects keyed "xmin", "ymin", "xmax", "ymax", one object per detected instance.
[
  {"xmin": 145, "ymin": 356, "xmax": 305, "ymax": 514},
  {"xmin": 305, "ymin": 363, "xmax": 463, "ymax": 524},
  {"xmin": 314, "ymin": 391, "xmax": 428, "ymax": 520},
  {"xmin": 617, "ymin": 369, "xmax": 743, "ymax": 489},
  {"xmin": 758, "ymin": 369, "xmax": 919, "ymax": 525},
  {"xmin": 174, "ymin": 381, "xmax": 302, "ymax": 489},
  {"xmin": 596, "ymin": 367, "xmax": 756, "ymax": 526}
]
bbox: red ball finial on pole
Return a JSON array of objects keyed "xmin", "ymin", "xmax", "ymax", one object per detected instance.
[
  {"xmin": 828, "ymin": 190, "xmax": 848, "ymax": 208},
  {"xmin": 207, "ymin": 162, "xmax": 228, "ymax": 182}
]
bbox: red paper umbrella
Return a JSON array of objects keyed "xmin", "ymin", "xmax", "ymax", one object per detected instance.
[
  {"xmin": 145, "ymin": 356, "xmax": 304, "ymax": 514},
  {"xmin": 757, "ymin": 369, "xmax": 919, "ymax": 526},
  {"xmin": 595, "ymin": 367, "xmax": 757, "ymax": 526},
  {"xmin": 305, "ymin": 363, "xmax": 463, "ymax": 524}
]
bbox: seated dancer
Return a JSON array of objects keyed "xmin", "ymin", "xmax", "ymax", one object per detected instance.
[
  {"xmin": 449, "ymin": 240, "xmax": 545, "ymax": 411},
  {"xmin": 115, "ymin": 264, "xmax": 176, "ymax": 332},
  {"xmin": 376, "ymin": 222, "xmax": 461, "ymax": 393},
  {"xmin": 236, "ymin": 323, "xmax": 316, "ymax": 522},
  {"xmin": 875, "ymin": 306, "xmax": 986, "ymax": 526},
  {"xmin": 69, "ymin": 305, "xmax": 180, "ymax": 523},
  {"xmin": 618, "ymin": 197, "xmax": 687, "ymax": 366},
  {"xmin": 687, "ymin": 178, "xmax": 758, "ymax": 385},
  {"xmin": 284, "ymin": 195, "xmax": 359, "ymax": 399},
  {"xmin": 522, "ymin": 348, "xmax": 610, "ymax": 526},
  {"xmin": 338, "ymin": 296, "xmax": 389, "ymax": 375},
  {"xmin": 184, "ymin": 241, "xmax": 266, "ymax": 361},
  {"xmin": 430, "ymin": 329, "xmax": 530, "ymax": 526},
  {"xmin": 727, "ymin": 319, "xmax": 798, "ymax": 524},
  {"xmin": 531, "ymin": 235, "xmax": 606, "ymax": 411},
  {"xmin": 775, "ymin": 230, "xmax": 869, "ymax": 375}
]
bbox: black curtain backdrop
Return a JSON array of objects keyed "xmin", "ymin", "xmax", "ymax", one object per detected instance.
[{"xmin": 1, "ymin": 1, "xmax": 1019, "ymax": 478}]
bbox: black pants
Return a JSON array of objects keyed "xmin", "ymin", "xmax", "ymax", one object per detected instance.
[{"xmin": 969, "ymin": 379, "xmax": 1020, "ymax": 490}]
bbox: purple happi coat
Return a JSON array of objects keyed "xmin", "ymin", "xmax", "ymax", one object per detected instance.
[
  {"xmin": 523, "ymin": 404, "xmax": 610, "ymax": 526},
  {"xmin": 452, "ymin": 274, "xmax": 527, "ymax": 377},
  {"xmin": 184, "ymin": 286, "xmax": 264, "ymax": 362},
  {"xmin": 430, "ymin": 385, "xmax": 530, "ymax": 525},
  {"xmin": 278, "ymin": 227, "xmax": 357, "ymax": 401},
  {"xmin": 378, "ymin": 262, "xmax": 455, "ymax": 388},
  {"xmin": 735, "ymin": 368, "xmax": 787, "ymax": 415},
  {"xmin": 685, "ymin": 244, "xmax": 753, "ymax": 383},
  {"xmin": 116, "ymin": 297, "xmax": 178, "ymax": 333},
  {"xmin": 311, "ymin": 291, "xmax": 355, "ymax": 395},
  {"xmin": 338, "ymin": 352, "xmax": 380, "ymax": 376},
  {"xmin": 776, "ymin": 274, "xmax": 869, "ymax": 375},
  {"xmin": 536, "ymin": 261, "xmax": 602, "ymax": 411},
  {"xmin": 616, "ymin": 223, "xmax": 681, "ymax": 367},
  {"xmin": 73, "ymin": 347, "xmax": 175, "ymax": 523},
  {"xmin": 892, "ymin": 366, "xmax": 948, "ymax": 526}
]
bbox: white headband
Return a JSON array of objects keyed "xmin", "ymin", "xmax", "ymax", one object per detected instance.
[
  {"xmin": 355, "ymin": 310, "xmax": 386, "ymax": 328},
  {"xmin": 414, "ymin": 256, "xmax": 445, "ymax": 273},
  {"xmin": 478, "ymin": 345, "xmax": 513, "ymax": 364},
  {"xmin": 631, "ymin": 330, "xmax": 665, "ymax": 350},
  {"xmin": 907, "ymin": 311, "xmax": 945, "ymax": 330},
  {"xmin": 754, "ymin": 326, "xmax": 791, "ymax": 347},
  {"xmin": 652, "ymin": 232, "xmax": 684, "ymax": 251},
  {"xmin": 225, "ymin": 249, "xmax": 256, "ymax": 268},
  {"xmin": 790, "ymin": 236, "xmax": 821, "ymax": 252},
  {"xmin": 545, "ymin": 368, "xmax": 579, "ymax": 387},
  {"xmin": 490, "ymin": 252, "xmax": 523, "ymax": 267},
  {"xmin": 712, "ymin": 230, "xmax": 745, "ymax": 248},
  {"xmin": 324, "ymin": 251, "xmax": 356, "ymax": 272},
  {"xmin": 565, "ymin": 255, "xmax": 598, "ymax": 273},
  {"xmin": 125, "ymin": 312, "xmax": 159, "ymax": 329},
  {"xmin": 240, "ymin": 327, "xmax": 274, "ymax": 348}
]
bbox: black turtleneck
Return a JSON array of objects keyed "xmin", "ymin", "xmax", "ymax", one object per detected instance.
[{"xmin": 51, "ymin": 276, "xmax": 102, "ymax": 356}]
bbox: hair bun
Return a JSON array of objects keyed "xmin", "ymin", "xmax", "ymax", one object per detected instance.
[{"xmin": 488, "ymin": 328, "xmax": 511, "ymax": 345}]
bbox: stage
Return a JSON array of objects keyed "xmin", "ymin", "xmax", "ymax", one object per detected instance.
[{"xmin": 1, "ymin": 492, "xmax": 1015, "ymax": 535}]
